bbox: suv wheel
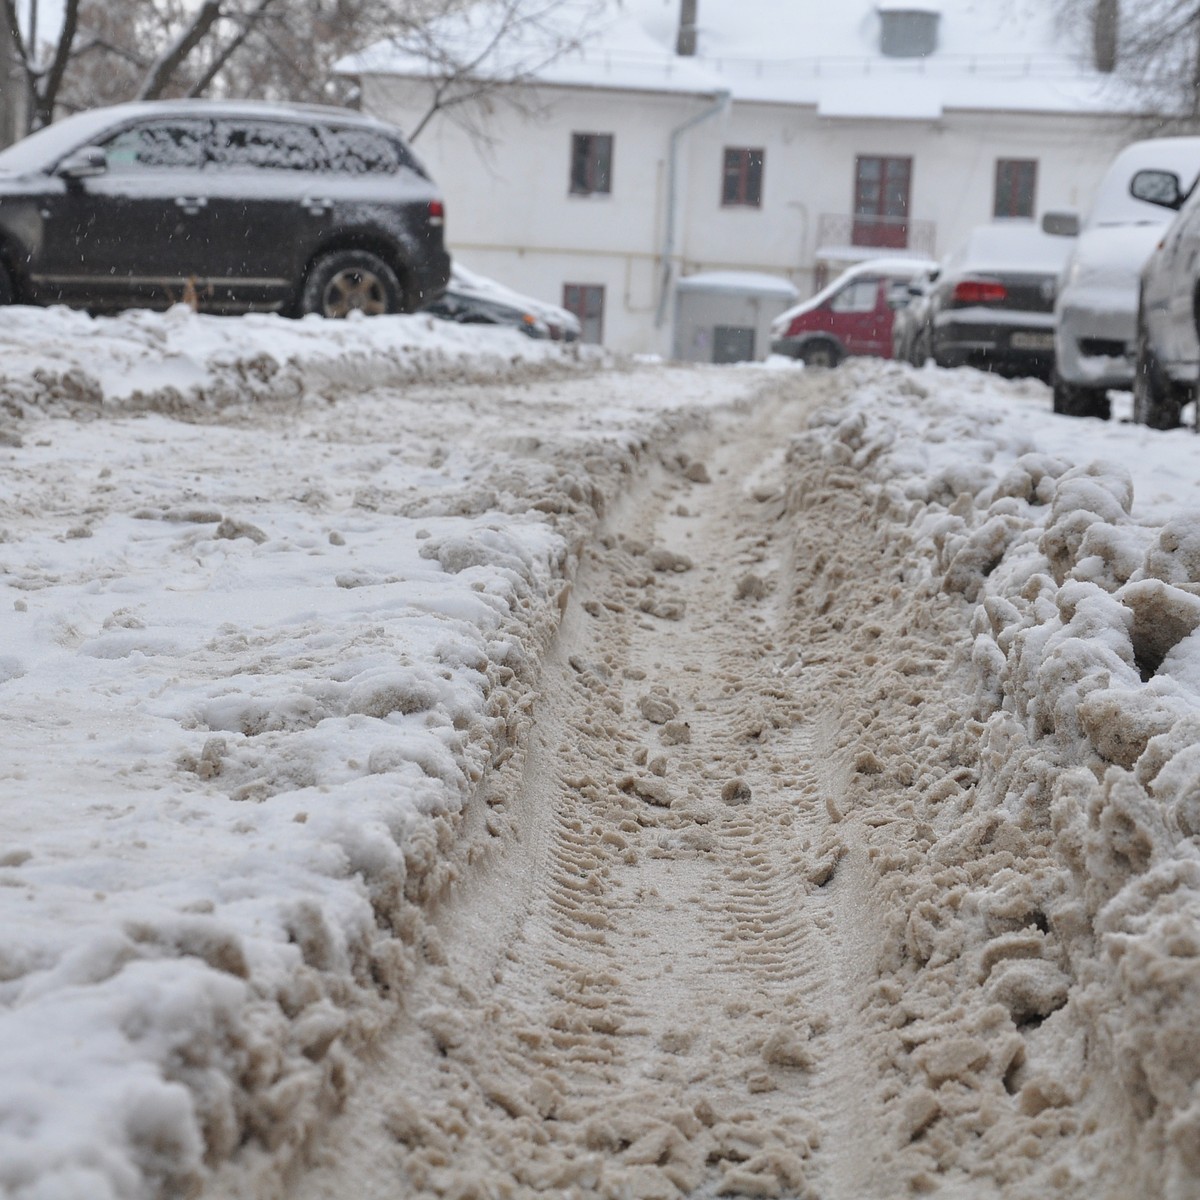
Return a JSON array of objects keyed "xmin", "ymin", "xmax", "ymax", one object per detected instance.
[
  {"xmin": 302, "ymin": 250, "xmax": 403, "ymax": 318},
  {"xmin": 1133, "ymin": 324, "xmax": 1184, "ymax": 429},
  {"xmin": 800, "ymin": 339, "xmax": 842, "ymax": 368},
  {"xmin": 1051, "ymin": 374, "xmax": 1111, "ymax": 420},
  {"xmin": 0, "ymin": 262, "xmax": 13, "ymax": 305}
]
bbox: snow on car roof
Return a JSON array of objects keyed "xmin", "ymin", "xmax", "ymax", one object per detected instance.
[
  {"xmin": 954, "ymin": 223, "xmax": 1076, "ymax": 274},
  {"xmin": 774, "ymin": 256, "xmax": 938, "ymax": 324},
  {"xmin": 450, "ymin": 263, "xmax": 580, "ymax": 328},
  {"xmin": 1086, "ymin": 136, "xmax": 1200, "ymax": 229},
  {"xmin": 0, "ymin": 99, "xmax": 400, "ymax": 174}
]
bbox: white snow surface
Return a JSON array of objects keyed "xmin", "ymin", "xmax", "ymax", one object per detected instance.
[{"xmin": 4, "ymin": 306, "xmax": 1200, "ymax": 1196}]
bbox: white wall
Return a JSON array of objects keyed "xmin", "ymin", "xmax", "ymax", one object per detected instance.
[
  {"xmin": 362, "ymin": 73, "xmax": 1138, "ymax": 354},
  {"xmin": 367, "ymin": 75, "xmax": 716, "ymax": 355}
]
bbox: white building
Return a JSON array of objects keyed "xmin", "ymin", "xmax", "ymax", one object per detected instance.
[{"xmin": 340, "ymin": 0, "xmax": 1147, "ymax": 356}]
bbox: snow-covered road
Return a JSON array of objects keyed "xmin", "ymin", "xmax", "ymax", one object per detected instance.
[{"xmin": 2, "ymin": 308, "xmax": 1200, "ymax": 1200}]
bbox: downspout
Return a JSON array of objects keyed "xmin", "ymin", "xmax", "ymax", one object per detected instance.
[{"xmin": 655, "ymin": 88, "xmax": 731, "ymax": 329}]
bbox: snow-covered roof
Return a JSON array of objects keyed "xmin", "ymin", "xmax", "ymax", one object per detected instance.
[
  {"xmin": 339, "ymin": 1, "xmax": 725, "ymax": 98},
  {"xmin": 340, "ymin": 0, "xmax": 1142, "ymax": 115},
  {"xmin": 675, "ymin": 271, "xmax": 799, "ymax": 298}
]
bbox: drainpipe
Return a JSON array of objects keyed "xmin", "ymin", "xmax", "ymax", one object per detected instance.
[{"xmin": 655, "ymin": 88, "xmax": 732, "ymax": 329}]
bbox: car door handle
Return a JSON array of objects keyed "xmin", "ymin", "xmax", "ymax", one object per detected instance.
[
  {"xmin": 302, "ymin": 198, "xmax": 333, "ymax": 215},
  {"xmin": 174, "ymin": 196, "xmax": 207, "ymax": 215}
]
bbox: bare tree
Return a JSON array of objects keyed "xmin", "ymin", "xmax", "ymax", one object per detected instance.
[
  {"xmin": 1055, "ymin": 0, "xmax": 1200, "ymax": 123},
  {"xmin": 365, "ymin": 0, "xmax": 606, "ymax": 144},
  {"xmin": 3, "ymin": 0, "xmax": 301, "ymax": 126},
  {"xmin": 2, "ymin": 0, "xmax": 597, "ymax": 138}
]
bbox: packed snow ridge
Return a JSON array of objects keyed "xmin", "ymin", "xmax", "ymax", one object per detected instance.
[
  {"xmin": 4, "ymin": 304, "xmax": 1200, "ymax": 1199},
  {"xmin": 803, "ymin": 362, "xmax": 1200, "ymax": 1196}
]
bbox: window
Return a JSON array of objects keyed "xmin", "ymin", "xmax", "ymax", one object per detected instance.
[
  {"xmin": 570, "ymin": 133, "xmax": 613, "ymax": 196},
  {"xmin": 853, "ymin": 155, "xmax": 912, "ymax": 248},
  {"xmin": 722, "ymin": 148, "xmax": 764, "ymax": 207},
  {"xmin": 101, "ymin": 120, "xmax": 209, "ymax": 171},
  {"xmin": 563, "ymin": 284, "xmax": 605, "ymax": 343},
  {"xmin": 830, "ymin": 278, "xmax": 879, "ymax": 314},
  {"xmin": 994, "ymin": 159, "xmax": 1037, "ymax": 220},
  {"xmin": 209, "ymin": 120, "xmax": 328, "ymax": 172},
  {"xmin": 323, "ymin": 128, "xmax": 409, "ymax": 176},
  {"xmin": 880, "ymin": 10, "xmax": 940, "ymax": 58}
]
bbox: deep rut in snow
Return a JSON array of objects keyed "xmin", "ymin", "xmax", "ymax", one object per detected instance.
[{"xmin": 268, "ymin": 378, "xmax": 987, "ymax": 1200}]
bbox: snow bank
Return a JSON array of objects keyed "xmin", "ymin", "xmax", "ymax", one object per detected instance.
[
  {"xmin": 0, "ymin": 305, "xmax": 738, "ymax": 1198},
  {"xmin": 801, "ymin": 360, "xmax": 1200, "ymax": 1197},
  {"xmin": 0, "ymin": 303, "xmax": 602, "ymax": 429}
]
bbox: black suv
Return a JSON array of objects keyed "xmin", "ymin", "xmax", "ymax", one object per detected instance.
[{"xmin": 0, "ymin": 100, "xmax": 450, "ymax": 317}]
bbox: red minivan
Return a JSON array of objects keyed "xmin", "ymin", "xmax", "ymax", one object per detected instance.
[{"xmin": 770, "ymin": 257, "xmax": 938, "ymax": 367}]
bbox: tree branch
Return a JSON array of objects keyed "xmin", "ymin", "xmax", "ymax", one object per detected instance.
[
  {"xmin": 137, "ymin": 0, "xmax": 221, "ymax": 100},
  {"xmin": 185, "ymin": 0, "xmax": 279, "ymax": 97}
]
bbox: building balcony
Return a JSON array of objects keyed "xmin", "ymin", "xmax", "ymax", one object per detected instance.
[{"xmin": 816, "ymin": 212, "xmax": 937, "ymax": 259}]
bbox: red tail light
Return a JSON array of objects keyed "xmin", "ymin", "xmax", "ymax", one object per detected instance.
[
  {"xmin": 953, "ymin": 279, "xmax": 1007, "ymax": 304},
  {"xmin": 428, "ymin": 200, "xmax": 445, "ymax": 226}
]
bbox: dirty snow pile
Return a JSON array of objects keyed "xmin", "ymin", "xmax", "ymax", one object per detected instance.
[
  {"xmin": 0, "ymin": 304, "xmax": 740, "ymax": 1200},
  {"xmin": 807, "ymin": 362, "xmax": 1200, "ymax": 1197},
  {"xmin": 0, "ymin": 301, "xmax": 593, "ymax": 426}
]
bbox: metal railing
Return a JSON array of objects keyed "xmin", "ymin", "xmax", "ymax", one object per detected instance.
[{"xmin": 816, "ymin": 212, "xmax": 937, "ymax": 258}]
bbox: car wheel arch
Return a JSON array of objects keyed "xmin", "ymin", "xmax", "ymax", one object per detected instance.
[
  {"xmin": 298, "ymin": 234, "xmax": 414, "ymax": 313},
  {"xmin": 787, "ymin": 333, "xmax": 846, "ymax": 365}
]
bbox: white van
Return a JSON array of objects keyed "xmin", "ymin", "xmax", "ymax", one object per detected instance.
[{"xmin": 1049, "ymin": 136, "xmax": 1200, "ymax": 418}]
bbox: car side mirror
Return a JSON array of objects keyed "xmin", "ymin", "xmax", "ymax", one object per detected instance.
[
  {"xmin": 1042, "ymin": 210, "xmax": 1081, "ymax": 237},
  {"xmin": 1129, "ymin": 169, "xmax": 1185, "ymax": 210},
  {"xmin": 56, "ymin": 147, "xmax": 107, "ymax": 181}
]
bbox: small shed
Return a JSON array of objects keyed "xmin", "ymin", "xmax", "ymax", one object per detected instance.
[{"xmin": 673, "ymin": 272, "xmax": 800, "ymax": 364}]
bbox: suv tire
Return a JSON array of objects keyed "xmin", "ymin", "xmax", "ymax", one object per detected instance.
[
  {"xmin": 1052, "ymin": 374, "xmax": 1111, "ymax": 420},
  {"xmin": 0, "ymin": 261, "xmax": 13, "ymax": 305},
  {"xmin": 1133, "ymin": 324, "xmax": 1184, "ymax": 429},
  {"xmin": 800, "ymin": 339, "xmax": 842, "ymax": 368},
  {"xmin": 302, "ymin": 250, "xmax": 403, "ymax": 318}
]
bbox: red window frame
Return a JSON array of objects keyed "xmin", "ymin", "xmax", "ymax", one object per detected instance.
[
  {"xmin": 853, "ymin": 155, "xmax": 912, "ymax": 249},
  {"xmin": 563, "ymin": 283, "xmax": 605, "ymax": 344},
  {"xmin": 994, "ymin": 159, "xmax": 1037, "ymax": 219}
]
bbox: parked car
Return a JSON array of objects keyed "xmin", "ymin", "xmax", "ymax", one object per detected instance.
[
  {"xmin": 1049, "ymin": 136, "xmax": 1200, "ymax": 419},
  {"xmin": 0, "ymin": 99, "xmax": 450, "ymax": 317},
  {"xmin": 890, "ymin": 267, "xmax": 940, "ymax": 365},
  {"xmin": 1132, "ymin": 166, "xmax": 1200, "ymax": 429},
  {"xmin": 924, "ymin": 223, "xmax": 1073, "ymax": 381},
  {"xmin": 770, "ymin": 257, "xmax": 938, "ymax": 366},
  {"xmin": 425, "ymin": 264, "xmax": 581, "ymax": 341}
]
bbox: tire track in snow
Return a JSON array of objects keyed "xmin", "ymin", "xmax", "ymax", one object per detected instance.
[{"xmin": 271, "ymin": 374, "xmax": 890, "ymax": 1200}]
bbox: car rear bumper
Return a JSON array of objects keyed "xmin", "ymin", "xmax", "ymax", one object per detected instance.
[
  {"xmin": 934, "ymin": 318, "xmax": 1056, "ymax": 378},
  {"xmin": 408, "ymin": 248, "xmax": 452, "ymax": 310},
  {"xmin": 1054, "ymin": 295, "xmax": 1137, "ymax": 389}
]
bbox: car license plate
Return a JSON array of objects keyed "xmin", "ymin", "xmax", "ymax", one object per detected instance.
[{"xmin": 1010, "ymin": 331, "xmax": 1055, "ymax": 351}]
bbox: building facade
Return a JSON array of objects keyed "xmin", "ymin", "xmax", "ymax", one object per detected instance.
[{"xmin": 344, "ymin": 0, "xmax": 1146, "ymax": 356}]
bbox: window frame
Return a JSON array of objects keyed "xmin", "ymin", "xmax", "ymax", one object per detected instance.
[
  {"xmin": 562, "ymin": 283, "xmax": 605, "ymax": 343},
  {"xmin": 993, "ymin": 158, "xmax": 1038, "ymax": 220},
  {"xmin": 569, "ymin": 132, "xmax": 613, "ymax": 197},
  {"xmin": 721, "ymin": 147, "xmax": 765, "ymax": 208}
]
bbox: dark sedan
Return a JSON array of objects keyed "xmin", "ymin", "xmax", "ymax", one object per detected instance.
[
  {"xmin": 0, "ymin": 99, "xmax": 450, "ymax": 317},
  {"xmin": 926, "ymin": 224, "xmax": 1074, "ymax": 380}
]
